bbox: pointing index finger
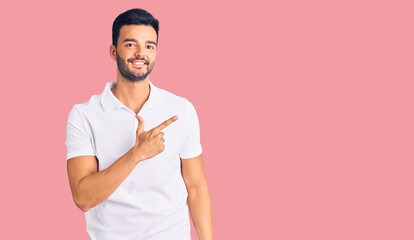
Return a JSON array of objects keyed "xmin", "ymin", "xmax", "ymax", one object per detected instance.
[{"xmin": 153, "ymin": 115, "xmax": 178, "ymax": 133}]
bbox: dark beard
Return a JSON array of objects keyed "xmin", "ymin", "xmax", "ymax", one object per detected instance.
[{"xmin": 116, "ymin": 52, "xmax": 154, "ymax": 82}]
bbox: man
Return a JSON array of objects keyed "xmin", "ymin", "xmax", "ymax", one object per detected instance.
[{"xmin": 65, "ymin": 8, "xmax": 212, "ymax": 240}]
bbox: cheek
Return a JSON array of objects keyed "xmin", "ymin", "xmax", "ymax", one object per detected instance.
[
  {"xmin": 118, "ymin": 48, "xmax": 134, "ymax": 57},
  {"xmin": 150, "ymin": 52, "xmax": 157, "ymax": 62}
]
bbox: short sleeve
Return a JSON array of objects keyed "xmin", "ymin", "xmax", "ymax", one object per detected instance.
[
  {"xmin": 179, "ymin": 99, "xmax": 203, "ymax": 159},
  {"xmin": 65, "ymin": 105, "xmax": 95, "ymax": 160}
]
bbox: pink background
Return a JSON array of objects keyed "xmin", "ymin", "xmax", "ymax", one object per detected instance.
[{"xmin": 1, "ymin": 0, "xmax": 413, "ymax": 239}]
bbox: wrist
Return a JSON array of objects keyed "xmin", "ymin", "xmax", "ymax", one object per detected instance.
[{"xmin": 130, "ymin": 147, "xmax": 143, "ymax": 164}]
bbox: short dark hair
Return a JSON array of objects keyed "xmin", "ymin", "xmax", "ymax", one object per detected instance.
[{"xmin": 112, "ymin": 8, "xmax": 159, "ymax": 47}]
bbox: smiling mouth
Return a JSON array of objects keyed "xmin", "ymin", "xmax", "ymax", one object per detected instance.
[{"xmin": 128, "ymin": 59, "xmax": 149, "ymax": 65}]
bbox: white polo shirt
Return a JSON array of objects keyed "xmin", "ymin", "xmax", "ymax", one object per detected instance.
[{"xmin": 65, "ymin": 81, "xmax": 202, "ymax": 240}]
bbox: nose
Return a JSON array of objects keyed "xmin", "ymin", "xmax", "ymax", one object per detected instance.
[{"xmin": 134, "ymin": 45, "xmax": 145, "ymax": 58}]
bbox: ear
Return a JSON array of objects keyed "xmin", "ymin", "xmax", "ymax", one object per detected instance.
[{"xmin": 109, "ymin": 44, "xmax": 117, "ymax": 61}]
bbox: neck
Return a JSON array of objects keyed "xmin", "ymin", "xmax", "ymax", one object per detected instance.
[{"xmin": 111, "ymin": 76, "xmax": 151, "ymax": 114}]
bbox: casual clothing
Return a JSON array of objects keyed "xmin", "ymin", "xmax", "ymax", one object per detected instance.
[{"xmin": 65, "ymin": 81, "xmax": 202, "ymax": 240}]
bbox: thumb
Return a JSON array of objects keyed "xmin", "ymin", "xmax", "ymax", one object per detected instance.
[{"xmin": 136, "ymin": 115, "xmax": 145, "ymax": 134}]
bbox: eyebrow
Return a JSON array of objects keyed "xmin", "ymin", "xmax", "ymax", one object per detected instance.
[
  {"xmin": 123, "ymin": 38, "xmax": 157, "ymax": 46},
  {"xmin": 146, "ymin": 40, "xmax": 157, "ymax": 46}
]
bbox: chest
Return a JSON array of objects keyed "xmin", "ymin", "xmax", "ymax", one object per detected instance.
[{"xmin": 89, "ymin": 106, "xmax": 187, "ymax": 171}]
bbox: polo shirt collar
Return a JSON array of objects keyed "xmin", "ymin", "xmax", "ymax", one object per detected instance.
[{"xmin": 100, "ymin": 81, "xmax": 164, "ymax": 112}]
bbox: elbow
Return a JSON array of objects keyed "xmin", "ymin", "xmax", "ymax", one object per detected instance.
[
  {"xmin": 73, "ymin": 195, "xmax": 92, "ymax": 212},
  {"xmin": 77, "ymin": 203, "xmax": 91, "ymax": 212}
]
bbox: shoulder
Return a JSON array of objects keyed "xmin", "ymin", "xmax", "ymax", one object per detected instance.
[
  {"xmin": 157, "ymin": 86, "xmax": 195, "ymax": 110},
  {"xmin": 156, "ymin": 87, "xmax": 201, "ymax": 127},
  {"xmin": 68, "ymin": 94, "xmax": 102, "ymax": 118},
  {"xmin": 66, "ymin": 96, "xmax": 102, "ymax": 133}
]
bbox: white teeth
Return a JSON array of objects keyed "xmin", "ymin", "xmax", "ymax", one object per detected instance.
[{"xmin": 132, "ymin": 62, "xmax": 145, "ymax": 65}]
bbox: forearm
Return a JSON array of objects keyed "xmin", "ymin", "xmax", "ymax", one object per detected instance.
[
  {"xmin": 74, "ymin": 150, "xmax": 140, "ymax": 212},
  {"xmin": 187, "ymin": 185, "xmax": 213, "ymax": 240}
]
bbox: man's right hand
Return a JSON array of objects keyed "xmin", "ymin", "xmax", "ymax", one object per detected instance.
[
  {"xmin": 67, "ymin": 115, "xmax": 178, "ymax": 212},
  {"xmin": 132, "ymin": 115, "xmax": 178, "ymax": 162}
]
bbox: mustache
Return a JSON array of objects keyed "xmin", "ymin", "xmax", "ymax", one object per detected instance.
[{"xmin": 127, "ymin": 58, "xmax": 149, "ymax": 64}]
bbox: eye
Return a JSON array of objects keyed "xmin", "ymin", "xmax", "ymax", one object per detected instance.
[
  {"xmin": 126, "ymin": 43, "xmax": 135, "ymax": 47},
  {"xmin": 147, "ymin": 45, "xmax": 155, "ymax": 50}
]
